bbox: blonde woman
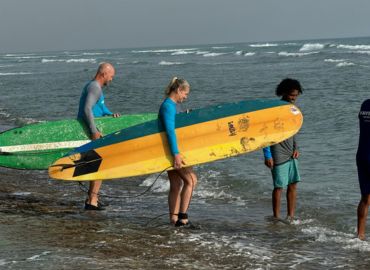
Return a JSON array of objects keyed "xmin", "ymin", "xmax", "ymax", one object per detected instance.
[{"xmin": 159, "ymin": 77, "xmax": 198, "ymax": 226}]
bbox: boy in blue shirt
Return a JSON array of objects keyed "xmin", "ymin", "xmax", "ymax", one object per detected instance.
[{"xmin": 263, "ymin": 78, "xmax": 303, "ymax": 222}]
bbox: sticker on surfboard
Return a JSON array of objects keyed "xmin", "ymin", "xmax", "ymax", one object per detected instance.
[{"xmin": 290, "ymin": 106, "xmax": 301, "ymax": 115}]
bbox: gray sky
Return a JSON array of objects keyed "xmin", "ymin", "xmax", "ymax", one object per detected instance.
[{"xmin": 1, "ymin": 0, "xmax": 370, "ymax": 53}]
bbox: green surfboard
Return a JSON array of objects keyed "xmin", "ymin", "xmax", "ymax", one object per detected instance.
[{"xmin": 0, "ymin": 114, "xmax": 157, "ymax": 169}]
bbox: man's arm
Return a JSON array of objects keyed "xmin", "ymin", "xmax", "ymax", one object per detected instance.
[
  {"xmin": 263, "ymin": 146, "xmax": 274, "ymax": 169},
  {"xmin": 84, "ymin": 86, "xmax": 101, "ymax": 137}
]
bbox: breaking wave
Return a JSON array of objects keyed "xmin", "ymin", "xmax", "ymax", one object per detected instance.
[
  {"xmin": 158, "ymin": 61, "xmax": 185, "ymax": 65},
  {"xmin": 41, "ymin": 58, "xmax": 97, "ymax": 63},
  {"xmin": 249, "ymin": 43, "xmax": 278, "ymax": 48},
  {"xmin": 299, "ymin": 43, "xmax": 325, "ymax": 51},
  {"xmin": 278, "ymin": 51, "xmax": 319, "ymax": 57}
]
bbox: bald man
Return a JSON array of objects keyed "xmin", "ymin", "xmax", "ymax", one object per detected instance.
[{"xmin": 77, "ymin": 62, "xmax": 120, "ymax": 210}]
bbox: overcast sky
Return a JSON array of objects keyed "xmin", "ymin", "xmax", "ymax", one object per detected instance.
[{"xmin": 1, "ymin": 0, "xmax": 370, "ymax": 53}]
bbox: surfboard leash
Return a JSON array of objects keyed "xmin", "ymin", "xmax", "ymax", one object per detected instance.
[
  {"xmin": 76, "ymin": 166, "xmax": 172, "ymax": 200},
  {"xmin": 75, "ymin": 166, "xmax": 196, "ymax": 228}
]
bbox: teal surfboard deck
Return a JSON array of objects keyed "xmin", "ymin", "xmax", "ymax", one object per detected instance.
[{"xmin": 0, "ymin": 114, "xmax": 157, "ymax": 169}]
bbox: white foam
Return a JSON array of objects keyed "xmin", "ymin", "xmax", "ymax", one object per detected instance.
[
  {"xmin": 62, "ymin": 54, "xmax": 81, "ymax": 57},
  {"xmin": 158, "ymin": 61, "xmax": 185, "ymax": 66},
  {"xmin": 26, "ymin": 251, "xmax": 51, "ymax": 261},
  {"xmin": 289, "ymin": 254, "xmax": 321, "ymax": 269},
  {"xmin": 244, "ymin": 52, "xmax": 256, "ymax": 57},
  {"xmin": 140, "ymin": 175, "xmax": 169, "ymax": 193},
  {"xmin": 10, "ymin": 56, "xmax": 44, "ymax": 59},
  {"xmin": 171, "ymin": 50, "xmax": 195, "ymax": 55},
  {"xmin": 5, "ymin": 53, "xmax": 35, "ymax": 56},
  {"xmin": 195, "ymin": 187, "xmax": 245, "ymax": 205},
  {"xmin": 15, "ymin": 117, "xmax": 40, "ymax": 125},
  {"xmin": 66, "ymin": 58, "xmax": 96, "ymax": 63},
  {"xmin": 352, "ymin": 50, "xmax": 370, "ymax": 55},
  {"xmin": 202, "ymin": 52, "xmax": 227, "ymax": 57},
  {"xmin": 4, "ymin": 54, "xmax": 58, "ymax": 60},
  {"xmin": 0, "ymin": 259, "xmax": 7, "ymax": 266},
  {"xmin": 204, "ymin": 169, "xmax": 221, "ymax": 179},
  {"xmin": 185, "ymin": 232, "xmax": 275, "ymax": 265},
  {"xmin": 41, "ymin": 58, "xmax": 96, "ymax": 63},
  {"xmin": 302, "ymin": 226, "xmax": 370, "ymax": 252},
  {"xmin": 193, "ymin": 169, "xmax": 247, "ymax": 203},
  {"xmin": 195, "ymin": 189, "xmax": 232, "ymax": 199},
  {"xmin": 212, "ymin": 46, "xmax": 231, "ymax": 49},
  {"xmin": 299, "ymin": 43, "xmax": 325, "ymax": 51},
  {"xmin": 129, "ymin": 61, "xmax": 146, "ymax": 65},
  {"xmin": 234, "ymin": 51, "xmax": 255, "ymax": 56},
  {"xmin": 132, "ymin": 48, "xmax": 198, "ymax": 53},
  {"xmin": 82, "ymin": 52, "xmax": 105, "ymax": 55},
  {"xmin": 41, "ymin": 59, "xmax": 64, "ymax": 63},
  {"xmin": 278, "ymin": 51, "xmax": 318, "ymax": 57},
  {"xmin": 249, "ymin": 43, "xmax": 278, "ymax": 48},
  {"xmin": 195, "ymin": 51, "xmax": 209, "ymax": 55},
  {"xmin": 288, "ymin": 218, "xmax": 315, "ymax": 225},
  {"xmin": 0, "ymin": 72, "xmax": 32, "ymax": 76},
  {"xmin": 336, "ymin": 62, "xmax": 355, "ymax": 67},
  {"xmin": 0, "ymin": 111, "xmax": 10, "ymax": 118},
  {"xmin": 324, "ymin": 58, "xmax": 347, "ymax": 63},
  {"xmin": 337, "ymin": 44, "xmax": 370, "ymax": 50},
  {"xmin": 11, "ymin": 192, "xmax": 32, "ymax": 196},
  {"xmin": 324, "ymin": 58, "xmax": 355, "ymax": 67}
]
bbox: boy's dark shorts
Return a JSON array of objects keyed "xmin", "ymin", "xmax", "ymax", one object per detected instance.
[{"xmin": 357, "ymin": 160, "xmax": 370, "ymax": 196}]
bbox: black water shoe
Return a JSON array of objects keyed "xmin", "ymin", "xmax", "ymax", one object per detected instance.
[{"xmin": 84, "ymin": 202, "xmax": 105, "ymax": 211}]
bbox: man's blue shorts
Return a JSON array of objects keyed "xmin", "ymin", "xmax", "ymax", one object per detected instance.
[
  {"xmin": 357, "ymin": 160, "xmax": 370, "ymax": 196},
  {"xmin": 271, "ymin": 159, "xmax": 301, "ymax": 188}
]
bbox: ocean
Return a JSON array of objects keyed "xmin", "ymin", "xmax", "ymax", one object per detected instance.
[{"xmin": 1, "ymin": 36, "xmax": 370, "ymax": 269}]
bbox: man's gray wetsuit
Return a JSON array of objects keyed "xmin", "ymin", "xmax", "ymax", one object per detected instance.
[{"xmin": 77, "ymin": 80, "xmax": 113, "ymax": 134}]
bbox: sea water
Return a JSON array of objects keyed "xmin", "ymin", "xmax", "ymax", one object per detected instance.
[{"xmin": 1, "ymin": 37, "xmax": 370, "ymax": 269}]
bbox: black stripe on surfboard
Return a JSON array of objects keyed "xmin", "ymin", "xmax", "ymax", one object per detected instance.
[
  {"xmin": 50, "ymin": 150, "xmax": 102, "ymax": 177},
  {"xmin": 72, "ymin": 150, "xmax": 102, "ymax": 177}
]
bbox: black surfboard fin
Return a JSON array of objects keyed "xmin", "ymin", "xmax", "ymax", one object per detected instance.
[
  {"xmin": 49, "ymin": 150, "xmax": 103, "ymax": 176},
  {"xmin": 72, "ymin": 150, "xmax": 103, "ymax": 177}
]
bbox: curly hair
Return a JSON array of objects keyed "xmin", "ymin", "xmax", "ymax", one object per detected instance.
[{"xmin": 275, "ymin": 78, "xmax": 302, "ymax": 97}]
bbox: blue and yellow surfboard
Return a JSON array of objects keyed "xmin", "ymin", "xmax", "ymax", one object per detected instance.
[{"xmin": 48, "ymin": 99, "xmax": 303, "ymax": 181}]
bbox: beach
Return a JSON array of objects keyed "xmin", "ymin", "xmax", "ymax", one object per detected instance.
[{"xmin": 1, "ymin": 37, "xmax": 370, "ymax": 269}]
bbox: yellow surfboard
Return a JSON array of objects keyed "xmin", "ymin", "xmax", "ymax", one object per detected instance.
[{"xmin": 49, "ymin": 99, "xmax": 303, "ymax": 181}]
